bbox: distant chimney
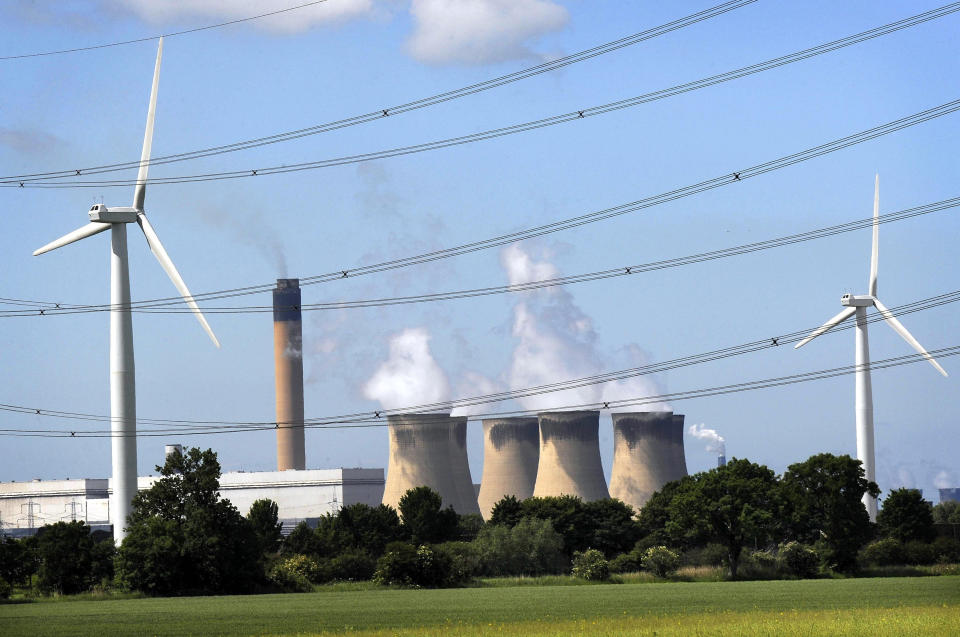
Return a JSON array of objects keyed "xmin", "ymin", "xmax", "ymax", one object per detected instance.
[
  {"xmin": 164, "ymin": 444, "xmax": 183, "ymax": 461},
  {"xmin": 274, "ymin": 278, "xmax": 305, "ymax": 471},
  {"xmin": 717, "ymin": 455, "xmax": 727, "ymax": 468}
]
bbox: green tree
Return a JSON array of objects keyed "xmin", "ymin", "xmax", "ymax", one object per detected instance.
[
  {"xmin": 283, "ymin": 520, "xmax": 322, "ymax": 556},
  {"xmin": 336, "ymin": 503, "xmax": 404, "ymax": 555},
  {"xmin": 636, "ymin": 477, "xmax": 693, "ymax": 549},
  {"xmin": 0, "ymin": 536, "xmax": 38, "ymax": 588},
  {"xmin": 932, "ymin": 500, "xmax": 960, "ymax": 524},
  {"xmin": 397, "ymin": 486, "xmax": 459, "ymax": 545},
  {"xmin": 878, "ymin": 488, "xmax": 936, "ymax": 543},
  {"xmin": 247, "ymin": 499, "xmax": 283, "ymax": 556},
  {"xmin": 35, "ymin": 521, "xmax": 111, "ymax": 595},
  {"xmin": 667, "ymin": 458, "xmax": 781, "ymax": 578},
  {"xmin": 520, "ymin": 495, "xmax": 592, "ymax": 555},
  {"xmin": 489, "ymin": 495, "xmax": 524, "ymax": 528},
  {"xmin": 780, "ymin": 453, "xmax": 878, "ymax": 571},
  {"xmin": 115, "ymin": 447, "xmax": 261, "ymax": 595},
  {"xmin": 584, "ymin": 498, "xmax": 641, "ymax": 557}
]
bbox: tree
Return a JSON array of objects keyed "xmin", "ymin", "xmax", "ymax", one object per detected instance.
[
  {"xmin": 397, "ymin": 487, "xmax": 459, "ymax": 545},
  {"xmin": 520, "ymin": 495, "xmax": 592, "ymax": 555},
  {"xmin": 247, "ymin": 499, "xmax": 283, "ymax": 556},
  {"xmin": 584, "ymin": 499, "xmax": 641, "ymax": 557},
  {"xmin": 489, "ymin": 495, "xmax": 524, "ymax": 528},
  {"xmin": 781, "ymin": 453, "xmax": 879, "ymax": 571},
  {"xmin": 667, "ymin": 458, "xmax": 781, "ymax": 578},
  {"xmin": 636, "ymin": 477, "xmax": 693, "ymax": 549},
  {"xmin": 933, "ymin": 501, "xmax": 960, "ymax": 524},
  {"xmin": 0, "ymin": 536, "xmax": 38, "ymax": 588},
  {"xmin": 878, "ymin": 488, "xmax": 936, "ymax": 543},
  {"xmin": 35, "ymin": 521, "xmax": 112, "ymax": 595},
  {"xmin": 283, "ymin": 520, "xmax": 321, "ymax": 556},
  {"xmin": 335, "ymin": 503, "xmax": 404, "ymax": 555},
  {"xmin": 473, "ymin": 516, "xmax": 566, "ymax": 576},
  {"xmin": 115, "ymin": 447, "xmax": 261, "ymax": 595}
]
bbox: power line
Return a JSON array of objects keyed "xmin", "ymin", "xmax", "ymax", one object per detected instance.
[
  {"xmin": 2, "ymin": 289, "xmax": 956, "ymax": 435},
  {"xmin": 0, "ymin": 0, "xmax": 760, "ymax": 180},
  {"xmin": 8, "ymin": 2, "xmax": 959, "ymax": 187},
  {"xmin": 3, "ymin": 345, "xmax": 956, "ymax": 438},
  {"xmin": 8, "ymin": 100, "xmax": 960, "ymax": 314},
  {"xmin": 0, "ymin": 1, "xmax": 335, "ymax": 60},
  {"xmin": 5, "ymin": 196, "xmax": 956, "ymax": 318}
]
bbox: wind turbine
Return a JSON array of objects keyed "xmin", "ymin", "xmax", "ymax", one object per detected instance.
[
  {"xmin": 33, "ymin": 38, "xmax": 219, "ymax": 543},
  {"xmin": 794, "ymin": 175, "xmax": 947, "ymax": 521}
]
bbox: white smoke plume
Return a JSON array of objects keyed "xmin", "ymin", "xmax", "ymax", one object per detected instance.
[
  {"xmin": 363, "ymin": 327, "xmax": 451, "ymax": 411},
  {"xmin": 934, "ymin": 470, "xmax": 954, "ymax": 490},
  {"xmin": 502, "ymin": 243, "xmax": 666, "ymax": 412},
  {"xmin": 688, "ymin": 423, "xmax": 726, "ymax": 455}
]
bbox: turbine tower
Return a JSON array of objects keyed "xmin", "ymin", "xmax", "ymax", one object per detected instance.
[
  {"xmin": 794, "ymin": 175, "xmax": 947, "ymax": 521},
  {"xmin": 33, "ymin": 39, "xmax": 219, "ymax": 543}
]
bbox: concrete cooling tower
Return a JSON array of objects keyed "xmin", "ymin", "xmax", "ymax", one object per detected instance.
[
  {"xmin": 382, "ymin": 413, "xmax": 480, "ymax": 515},
  {"xmin": 609, "ymin": 411, "xmax": 688, "ymax": 511},
  {"xmin": 532, "ymin": 411, "xmax": 609, "ymax": 501},
  {"xmin": 274, "ymin": 278, "xmax": 305, "ymax": 471},
  {"xmin": 477, "ymin": 417, "xmax": 539, "ymax": 519}
]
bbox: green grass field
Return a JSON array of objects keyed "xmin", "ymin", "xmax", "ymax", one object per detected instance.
[{"xmin": 1, "ymin": 576, "xmax": 957, "ymax": 636}]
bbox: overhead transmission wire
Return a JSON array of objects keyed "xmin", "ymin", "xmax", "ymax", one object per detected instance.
[
  {"xmin": 0, "ymin": 0, "xmax": 760, "ymax": 180},
  {"xmin": 4, "ymin": 196, "xmax": 957, "ymax": 317},
  {"xmin": 8, "ymin": 2, "xmax": 960, "ymax": 188},
  {"xmin": 0, "ymin": 1, "xmax": 336, "ymax": 60},
  {"xmin": 3, "ymin": 345, "xmax": 958, "ymax": 438},
  {"xmin": 2, "ymin": 288, "xmax": 957, "ymax": 436},
  {"xmin": 6, "ymin": 99, "xmax": 960, "ymax": 315}
]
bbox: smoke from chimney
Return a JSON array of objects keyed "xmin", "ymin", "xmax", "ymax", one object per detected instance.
[
  {"xmin": 363, "ymin": 327, "xmax": 451, "ymax": 410},
  {"xmin": 688, "ymin": 423, "xmax": 726, "ymax": 456},
  {"xmin": 274, "ymin": 278, "xmax": 305, "ymax": 471}
]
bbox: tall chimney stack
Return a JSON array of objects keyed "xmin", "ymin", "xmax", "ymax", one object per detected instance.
[{"xmin": 274, "ymin": 278, "xmax": 305, "ymax": 471}]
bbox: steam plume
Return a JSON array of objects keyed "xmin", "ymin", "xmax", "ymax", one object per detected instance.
[
  {"xmin": 688, "ymin": 423, "xmax": 726, "ymax": 455},
  {"xmin": 363, "ymin": 327, "xmax": 450, "ymax": 410}
]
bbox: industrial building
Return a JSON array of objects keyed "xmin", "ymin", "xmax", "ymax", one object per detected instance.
[
  {"xmin": 609, "ymin": 411, "xmax": 688, "ymax": 511},
  {"xmin": 0, "ymin": 464, "xmax": 384, "ymax": 538},
  {"xmin": 477, "ymin": 417, "xmax": 539, "ymax": 519},
  {"xmin": 532, "ymin": 410, "xmax": 609, "ymax": 501}
]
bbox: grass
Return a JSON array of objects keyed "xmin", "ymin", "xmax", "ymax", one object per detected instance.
[{"xmin": 1, "ymin": 576, "xmax": 957, "ymax": 636}]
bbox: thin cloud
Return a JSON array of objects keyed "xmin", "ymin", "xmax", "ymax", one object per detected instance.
[{"xmin": 407, "ymin": 0, "xmax": 568, "ymax": 66}]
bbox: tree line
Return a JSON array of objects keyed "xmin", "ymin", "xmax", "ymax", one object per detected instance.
[{"xmin": 1, "ymin": 447, "xmax": 958, "ymax": 597}]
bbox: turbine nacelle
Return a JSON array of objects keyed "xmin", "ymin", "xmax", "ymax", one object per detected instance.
[
  {"xmin": 88, "ymin": 204, "xmax": 138, "ymax": 223},
  {"xmin": 840, "ymin": 293, "xmax": 874, "ymax": 308}
]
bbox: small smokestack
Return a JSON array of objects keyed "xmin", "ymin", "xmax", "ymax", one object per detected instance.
[
  {"xmin": 717, "ymin": 455, "xmax": 727, "ymax": 468},
  {"xmin": 274, "ymin": 278, "xmax": 305, "ymax": 471},
  {"xmin": 164, "ymin": 444, "xmax": 182, "ymax": 461}
]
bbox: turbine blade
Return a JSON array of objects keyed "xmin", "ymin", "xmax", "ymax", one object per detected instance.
[
  {"xmin": 136, "ymin": 212, "xmax": 220, "ymax": 348},
  {"xmin": 33, "ymin": 222, "xmax": 110, "ymax": 256},
  {"xmin": 794, "ymin": 306, "xmax": 857, "ymax": 349},
  {"xmin": 873, "ymin": 297, "xmax": 947, "ymax": 377},
  {"xmin": 132, "ymin": 37, "xmax": 163, "ymax": 211},
  {"xmin": 869, "ymin": 174, "xmax": 879, "ymax": 296}
]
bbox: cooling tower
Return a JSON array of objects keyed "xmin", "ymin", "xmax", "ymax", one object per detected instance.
[
  {"xmin": 477, "ymin": 417, "xmax": 540, "ymax": 519},
  {"xmin": 448, "ymin": 416, "xmax": 481, "ymax": 516},
  {"xmin": 532, "ymin": 411, "xmax": 609, "ymax": 501},
  {"xmin": 274, "ymin": 278, "xmax": 305, "ymax": 471},
  {"xmin": 382, "ymin": 413, "xmax": 477, "ymax": 514},
  {"xmin": 608, "ymin": 411, "xmax": 688, "ymax": 511}
]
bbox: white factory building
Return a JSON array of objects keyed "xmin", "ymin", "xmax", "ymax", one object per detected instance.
[{"xmin": 0, "ymin": 467, "xmax": 385, "ymax": 538}]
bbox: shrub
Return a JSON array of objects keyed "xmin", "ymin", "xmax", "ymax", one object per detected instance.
[
  {"xmin": 372, "ymin": 542, "xmax": 459, "ymax": 587},
  {"xmin": 474, "ymin": 516, "xmax": 567, "ymax": 577},
  {"xmin": 268, "ymin": 554, "xmax": 318, "ymax": 592},
  {"xmin": 0, "ymin": 577, "xmax": 10, "ymax": 599},
  {"xmin": 608, "ymin": 551, "xmax": 641, "ymax": 574},
  {"xmin": 903, "ymin": 541, "xmax": 936, "ymax": 566},
  {"xmin": 571, "ymin": 549, "xmax": 610, "ymax": 581},
  {"xmin": 435, "ymin": 542, "xmax": 481, "ymax": 583},
  {"xmin": 641, "ymin": 546, "xmax": 680, "ymax": 578},
  {"xmin": 932, "ymin": 536, "xmax": 960, "ymax": 563},
  {"xmin": 860, "ymin": 537, "xmax": 905, "ymax": 566},
  {"xmin": 778, "ymin": 541, "xmax": 819, "ymax": 578},
  {"xmin": 680, "ymin": 543, "xmax": 727, "ymax": 567},
  {"xmin": 328, "ymin": 550, "xmax": 377, "ymax": 582}
]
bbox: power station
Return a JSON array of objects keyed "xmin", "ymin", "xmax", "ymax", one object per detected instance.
[
  {"xmin": 477, "ymin": 417, "xmax": 539, "ymax": 519},
  {"xmin": 533, "ymin": 411, "xmax": 609, "ymax": 502},
  {"xmin": 609, "ymin": 411, "xmax": 688, "ymax": 510}
]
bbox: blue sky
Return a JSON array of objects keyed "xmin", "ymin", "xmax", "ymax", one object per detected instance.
[{"xmin": 1, "ymin": 0, "xmax": 957, "ymax": 502}]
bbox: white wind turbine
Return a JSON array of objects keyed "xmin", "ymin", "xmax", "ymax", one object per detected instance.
[
  {"xmin": 33, "ymin": 38, "xmax": 219, "ymax": 543},
  {"xmin": 794, "ymin": 175, "xmax": 947, "ymax": 521}
]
